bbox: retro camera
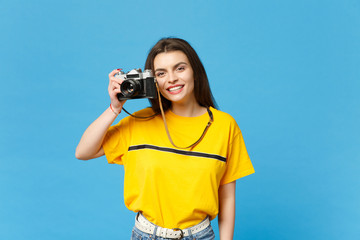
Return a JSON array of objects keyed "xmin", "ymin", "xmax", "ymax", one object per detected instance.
[{"xmin": 115, "ymin": 69, "xmax": 158, "ymax": 101}]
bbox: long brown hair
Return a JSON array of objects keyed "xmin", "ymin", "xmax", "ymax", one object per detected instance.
[{"xmin": 145, "ymin": 37, "xmax": 217, "ymax": 113}]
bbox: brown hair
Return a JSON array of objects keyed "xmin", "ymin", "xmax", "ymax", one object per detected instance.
[{"xmin": 145, "ymin": 37, "xmax": 217, "ymax": 113}]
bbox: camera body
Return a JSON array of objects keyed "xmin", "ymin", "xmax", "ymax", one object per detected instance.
[{"xmin": 115, "ymin": 69, "xmax": 158, "ymax": 101}]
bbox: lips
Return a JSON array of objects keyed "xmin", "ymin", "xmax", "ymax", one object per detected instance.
[{"xmin": 166, "ymin": 84, "xmax": 184, "ymax": 94}]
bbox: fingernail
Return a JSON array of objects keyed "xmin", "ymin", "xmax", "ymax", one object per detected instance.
[{"xmin": 117, "ymin": 68, "xmax": 122, "ymax": 71}]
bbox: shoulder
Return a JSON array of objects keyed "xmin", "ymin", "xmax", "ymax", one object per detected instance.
[
  {"xmin": 120, "ymin": 107, "xmax": 155, "ymax": 121},
  {"xmin": 114, "ymin": 107, "xmax": 155, "ymax": 128},
  {"xmin": 210, "ymin": 107, "xmax": 242, "ymax": 138},
  {"xmin": 132, "ymin": 107, "xmax": 156, "ymax": 117},
  {"xmin": 210, "ymin": 107, "xmax": 237, "ymax": 125}
]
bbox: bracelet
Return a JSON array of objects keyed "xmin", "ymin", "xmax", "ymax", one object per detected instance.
[{"xmin": 110, "ymin": 104, "xmax": 120, "ymax": 116}]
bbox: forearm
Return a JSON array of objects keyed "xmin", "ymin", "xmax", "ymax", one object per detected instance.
[
  {"xmin": 218, "ymin": 181, "xmax": 236, "ymax": 240},
  {"xmin": 75, "ymin": 106, "xmax": 118, "ymax": 160}
]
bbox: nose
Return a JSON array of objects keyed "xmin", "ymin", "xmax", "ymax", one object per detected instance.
[{"xmin": 167, "ymin": 72, "xmax": 178, "ymax": 84}]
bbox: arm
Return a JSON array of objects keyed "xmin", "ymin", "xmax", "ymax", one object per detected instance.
[
  {"xmin": 75, "ymin": 69, "xmax": 126, "ymax": 160},
  {"xmin": 218, "ymin": 181, "xmax": 236, "ymax": 240},
  {"xmin": 75, "ymin": 107, "xmax": 117, "ymax": 160}
]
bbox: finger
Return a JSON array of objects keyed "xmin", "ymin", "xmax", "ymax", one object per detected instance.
[
  {"xmin": 109, "ymin": 91, "xmax": 120, "ymax": 100},
  {"xmin": 109, "ymin": 81, "xmax": 118, "ymax": 90},
  {"xmin": 109, "ymin": 88, "xmax": 121, "ymax": 102},
  {"xmin": 109, "ymin": 78, "xmax": 123, "ymax": 85},
  {"xmin": 108, "ymin": 68, "xmax": 122, "ymax": 78},
  {"xmin": 110, "ymin": 81, "xmax": 121, "ymax": 92}
]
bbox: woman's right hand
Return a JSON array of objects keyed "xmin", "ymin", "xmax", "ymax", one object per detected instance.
[{"xmin": 108, "ymin": 69, "xmax": 127, "ymax": 113}]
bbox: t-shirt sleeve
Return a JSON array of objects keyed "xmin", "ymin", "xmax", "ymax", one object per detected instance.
[
  {"xmin": 102, "ymin": 117, "xmax": 130, "ymax": 165},
  {"xmin": 220, "ymin": 127, "xmax": 255, "ymax": 185}
]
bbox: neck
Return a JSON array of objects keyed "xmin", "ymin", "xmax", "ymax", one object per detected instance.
[{"xmin": 170, "ymin": 101, "xmax": 207, "ymax": 117}]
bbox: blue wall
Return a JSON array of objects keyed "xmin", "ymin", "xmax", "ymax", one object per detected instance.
[{"xmin": 1, "ymin": 0, "xmax": 359, "ymax": 239}]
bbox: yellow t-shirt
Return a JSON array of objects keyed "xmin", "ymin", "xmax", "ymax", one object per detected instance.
[{"xmin": 102, "ymin": 107, "xmax": 254, "ymax": 229}]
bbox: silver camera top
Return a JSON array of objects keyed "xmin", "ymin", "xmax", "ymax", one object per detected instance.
[{"xmin": 115, "ymin": 68, "xmax": 154, "ymax": 81}]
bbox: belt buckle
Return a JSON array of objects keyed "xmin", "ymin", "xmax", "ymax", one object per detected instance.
[{"xmin": 172, "ymin": 228, "xmax": 184, "ymax": 239}]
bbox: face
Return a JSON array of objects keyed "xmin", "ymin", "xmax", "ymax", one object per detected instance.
[{"xmin": 153, "ymin": 51, "xmax": 196, "ymax": 107}]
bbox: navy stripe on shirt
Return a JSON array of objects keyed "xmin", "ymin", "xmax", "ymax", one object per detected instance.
[{"xmin": 128, "ymin": 144, "xmax": 226, "ymax": 162}]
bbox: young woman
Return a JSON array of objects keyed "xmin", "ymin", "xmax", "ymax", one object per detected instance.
[{"xmin": 76, "ymin": 38, "xmax": 254, "ymax": 240}]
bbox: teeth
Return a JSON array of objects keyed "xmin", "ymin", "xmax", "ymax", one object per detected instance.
[{"xmin": 168, "ymin": 86, "xmax": 183, "ymax": 91}]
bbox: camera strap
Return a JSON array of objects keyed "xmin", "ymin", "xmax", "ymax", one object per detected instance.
[
  {"xmin": 156, "ymin": 81, "xmax": 214, "ymax": 149},
  {"xmin": 122, "ymin": 107, "xmax": 158, "ymax": 119}
]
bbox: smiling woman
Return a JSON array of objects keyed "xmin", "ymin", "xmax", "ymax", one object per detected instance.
[
  {"xmin": 154, "ymin": 51, "xmax": 198, "ymax": 115},
  {"xmin": 75, "ymin": 37, "xmax": 255, "ymax": 240},
  {"xmin": 145, "ymin": 38, "xmax": 216, "ymax": 116}
]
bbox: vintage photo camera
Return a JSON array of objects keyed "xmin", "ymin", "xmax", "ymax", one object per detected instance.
[{"xmin": 115, "ymin": 69, "xmax": 158, "ymax": 100}]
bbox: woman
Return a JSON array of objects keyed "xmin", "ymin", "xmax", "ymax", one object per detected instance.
[{"xmin": 76, "ymin": 38, "xmax": 254, "ymax": 240}]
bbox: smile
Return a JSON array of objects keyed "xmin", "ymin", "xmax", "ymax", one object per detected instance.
[{"xmin": 167, "ymin": 85, "xmax": 184, "ymax": 94}]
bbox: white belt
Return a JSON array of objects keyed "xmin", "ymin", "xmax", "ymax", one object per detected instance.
[{"xmin": 135, "ymin": 213, "xmax": 210, "ymax": 239}]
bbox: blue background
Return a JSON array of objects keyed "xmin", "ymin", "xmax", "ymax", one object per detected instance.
[{"xmin": 1, "ymin": 0, "xmax": 359, "ymax": 239}]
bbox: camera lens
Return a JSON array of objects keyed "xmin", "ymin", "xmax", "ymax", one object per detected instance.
[{"xmin": 121, "ymin": 79, "xmax": 141, "ymax": 97}]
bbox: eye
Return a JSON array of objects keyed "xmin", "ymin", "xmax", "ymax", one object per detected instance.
[
  {"xmin": 156, "ymin": 71, "xmax": 165, "ymax": 77},
  {"xmin": 176, "ymin": 66, "xmax": 185, "ymax": 71}
]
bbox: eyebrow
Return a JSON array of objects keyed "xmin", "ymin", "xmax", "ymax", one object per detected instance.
[{"xmin": 155, "ymin": 62, "xmax": 188, "ymax": 72}]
